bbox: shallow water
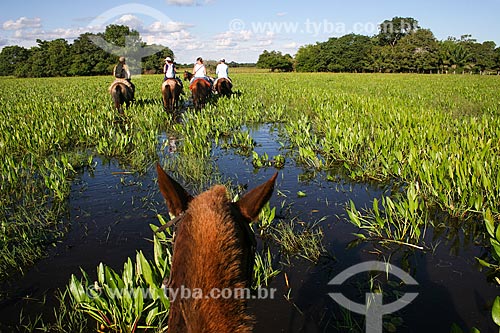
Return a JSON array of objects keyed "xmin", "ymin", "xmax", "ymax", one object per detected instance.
[{"xmin": 0, "ymin": 124, "xmax": 497, "ymax": 332}]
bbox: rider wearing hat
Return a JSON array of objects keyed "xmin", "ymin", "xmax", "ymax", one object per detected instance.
[
  {"xmin": 163, "ymin": 56, "xmax": 183, "ymax": 88},
  {"xmin": 214, "ymin": 58, "xmax": 231, "ymax": 90},
  {"xmin": 113, "ymin": 56, "xmax": 135, "ymax": 93}
]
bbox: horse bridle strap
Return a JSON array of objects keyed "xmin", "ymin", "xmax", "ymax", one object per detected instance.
[{"xmin": 155, "ymin": 213, "xmax": 184, "ymax": 233}]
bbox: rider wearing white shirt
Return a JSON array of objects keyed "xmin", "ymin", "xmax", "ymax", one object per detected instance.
[
  {"xmin": 163, "ymin": 56, "xmax": 183, "ymax": 88},
  {"xmin": 214, "ymin": 58, "xmax": 232, "ymax": 90},
  {"xmin": 216, "ymin": 59, "xmax": 229, "ymax": 79},
  {"xmin": 190, "ymin": 57, "xmax": 213, "ymax": 86},
  {"xmin": 193, "ymin": 57, "xmax": 207, "ymax": 77}
]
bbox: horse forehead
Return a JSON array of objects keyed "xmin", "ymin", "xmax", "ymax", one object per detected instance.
[{"xmin": 189, "ymin": 185, "xmax": 232, "ymax": 213}]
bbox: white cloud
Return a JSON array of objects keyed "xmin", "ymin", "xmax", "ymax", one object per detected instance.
[
  {"xmin": 185, "ymin": 41, "xmax": 205, "ymax": 51},
  {"xmin": 166, "ymin": 0, "xmax": 212, "ymax": 5},
  {"xmin": 256, "ymin": 39, "xmax": 273, "ymax": 47},
  {"xmin": 215, "ymin": 37, "xmax": 237, "ymax": 49},
  {"xmin": 12, "ymin": 27, "xmax": 90, "ymax": 41},
  {"xmin": 214, "ymin": 30, "xmax": 252, "ymax": 41},
  {"xmin": 115, "ymin": 15, "xmax": 143, "ymax": 30},
  {"xmin": 3, "ymin": 17, "xmax": 41, "ymax": 30},
  {"xmin": 148, "ymin": 21, "xmax": 193, "ymax": 33},
  {"xmin": 144, "ymin": 29, "xmax": 195, "ymax": 47},
  {"xmin": 276, "ymin": 12, "xmax": 287, "ymax": 17},
  {"xmin": 283, "ymin": 42, "xmax": 298, "ymax": 49}
]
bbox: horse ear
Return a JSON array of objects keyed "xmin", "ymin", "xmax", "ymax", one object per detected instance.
[
  {"xmin": 236, "ymin": 172, "xmax": 278, "ymax": 222},
  {"xmin": 156, "ymin": 163, "xmax": 193, "ymax": 216}
]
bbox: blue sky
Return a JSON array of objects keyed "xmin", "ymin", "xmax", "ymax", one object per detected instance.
[{"xmin": 1, "ymin": 0, "xmax": 499, "ymax": 63}]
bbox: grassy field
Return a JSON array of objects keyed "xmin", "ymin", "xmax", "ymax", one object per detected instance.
[
  {"xmin": 1, "ymin": 72, "xmax": 500, "ymax": 330},
  {"xmin": 2, "ymin": 72, "xmax": 500, "ymax": 274}
]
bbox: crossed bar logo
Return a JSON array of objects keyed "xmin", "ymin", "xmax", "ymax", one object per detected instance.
[{"xmin": 329, "ymin": 261, "xmax": 419, "ymax": 333}]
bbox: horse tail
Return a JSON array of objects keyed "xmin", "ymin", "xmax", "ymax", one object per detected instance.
[
  {"xmin": 162, "ymin": 81, "xmax": 173, "ymax": 111},
  {"xmin": 112, "ymin": 84, "xmax": 124, "ymax": 113},
  {"xmin": 219, "ymin": 79, "xmax": 232, "ymax": 97}
]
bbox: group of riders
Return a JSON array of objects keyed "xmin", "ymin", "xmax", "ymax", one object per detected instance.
[{"xmin": 112, "ymin": 55, "xmax": 232, "ymax": 95}]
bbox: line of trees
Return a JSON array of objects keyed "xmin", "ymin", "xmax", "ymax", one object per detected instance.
[
  {"xmin": 0, "ymin": 25, "xmax": 174, "ymax": 77},
  {"xmin": 258, "ymin": 17, "xmax": 500, "ymax": 74}
]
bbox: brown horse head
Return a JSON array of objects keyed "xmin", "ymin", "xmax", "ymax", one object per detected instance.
[
  {"xmin": 215, "ymin": 78, "xmax": 233, "ymax": 98},
  {"xmin": 189, "ymin": 78, "xmax": 212, "ymax": 110},
  {"xmin": 109, "ymin": 79, "xmax": 134, "ymax": 114},
  {"xmin": 183, "ymin": 71, "xmax": 193, "ymax": 81},
  {"xmin": 162, "ymin": 79, "xmax": 182, "ymax": 113},
  {"xmin": 156, "ymin": 164, "xmax": 277, "ymax": 333}
]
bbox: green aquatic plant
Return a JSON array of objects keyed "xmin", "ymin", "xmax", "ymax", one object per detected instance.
[
  {"xmin": 270, "ymin": 217, "xmax": 327, "ymax": 263},
  {"xmin": 253, "ymin": 247, "xmax": 280, "ymax": 289},
  {"xmin": 347, "ymin": 182, "xmax": 429, "ymax": 249},
  {"xmin": 68, "ymin": 221, "xmax": 171, "ymax": 333},
  {"xmin": 476, "ymin": 209, "xmax": 500, "ymax": 331}
]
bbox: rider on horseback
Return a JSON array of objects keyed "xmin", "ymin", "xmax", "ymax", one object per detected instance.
[
  {"xmin": 163, "ymin": 56, "xmax": 183, "ymax": 89},
  {"xmin": 214, "ymin": 58, "xmax": 232, "ymax": 92},
  {"xmin": 113, "ymin": 56, "xmax": 135, "ymax": 94},
  {"xmin": 191, "ymin": 57, "xmax": 213, "ymax": 87}
]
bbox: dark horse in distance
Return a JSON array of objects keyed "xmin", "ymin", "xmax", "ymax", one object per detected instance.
[
  {"xmin": 214, "ymin": 78, "xmax": 232, "ymax": 98},
  {"xmin": 156, "ymin": 163, "xmax": 277, "ymax": 333},
  {"xmin": 161, "ymin": 78, "xmax": 183, "ymax": 113},
  {"xmin": 183, "ymin": 71, "xmax": 211, "ymax": 110},
  {"xmin": 109, "ymin": 79, "xmax": 134, "ymax": 115}
]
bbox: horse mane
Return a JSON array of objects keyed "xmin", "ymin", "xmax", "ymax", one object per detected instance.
[{"xmin": 169, "ymin": 186, "xmax": 254, "ymax": 333}]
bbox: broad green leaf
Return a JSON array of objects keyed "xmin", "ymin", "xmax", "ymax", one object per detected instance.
[
  {"xmin": 137, "ymin": 251, "xmax": 155, "ymax": 286},
  {"xmin": 352, "ymin": 233, "xmax": 367, "ymax": 240},
  {"xmin": 485, "ymin": 209, "xmax": 495, "ymax": 238},
  {"xmin": 146, "ymin": 307, "xmax": 159, "ymax": 325},
  {"xmin": 68, "ymin": 275, "xmax": 88, "ymax": 303},
  {"xmin": 97, "ymin": 262, "xmax": 105, "ymax": 285},
  {"xmin": 492, "ymin": 296, "xmax": 500, "ymax": 326},
  {"xmin": 122, "ymin": 286, "xmax": 133, "ymax": 315},
  {"xmin": 134, "ymin": 287, "xmax": 144, "ymax": 318},
  {"xmin": 123, "ymin": 257, "xmax": 133, "ymax": 287},
  {"xmin": 373, "ymin": 198, "xmax": 379, "ymax": 216},
  {"xmin": 153, "ymin": 235, "xmax": 165, "ymax": 272},
  {"xmin": 490, "ymin": 239, "xmax": 500, "ymax": 259}
]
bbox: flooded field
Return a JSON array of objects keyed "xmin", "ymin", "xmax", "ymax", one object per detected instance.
[
  {"xmin": 0, "ymin": 73, "xmax": 499, "ymax": 332},
  {"xmin": 0, "ymin": 124, "xmax": 496, "ymax": 332}
]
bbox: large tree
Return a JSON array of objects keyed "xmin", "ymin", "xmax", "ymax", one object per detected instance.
[
  {"xmin": 471, "ymin": 41, "xmax": 497, "ymax": 72},
  {"xmin": 0, "ymin": 24, "xmax": 177, "ymax": 77},
  {"xmin": 295, "ymin": 43, "xmax": 325, "ymax": 72},
  {"xmin": 69, "ymin": 33, "xmax": 115, "ymax": 76},
  {"xmin": 0, "ymin": 45, "xmax": 30, "ymax": 76},
  {"xmin": 324, "ymin": 34, "xmax": 373, "ymax": 72},
  {"xmin": 142, "ymin": 46, "xmax": 174, "ymax": 74},
  {"xmin": 377, "ymin": 17, "xmax": 420, "ymax": 47},
  {"xmin": 394, "ymin": 29, "xmax": 439, "ymax": 73},
  {"xmin": 256, "ymin": 50, "xmax": 293, "ymax": 72}
]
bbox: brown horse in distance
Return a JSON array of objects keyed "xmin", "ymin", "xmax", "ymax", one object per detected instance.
[
  {"xmin": 183, "ymin": 71, "xmax": 212, "ymax": 110},
  {"xmin": 109, "ymin": 79, "xmax": 134, "ymax": 115},
  {"xmin": 215, "ymin": 78, "xmax": 233, "ymax": 98},
  {"xmin": 161, "ymin": 79, "xmax": 182, "ymax": 113},
  {"xmin": 156, "ymin": 163, "xmax": 277, "ymax": 333}
]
